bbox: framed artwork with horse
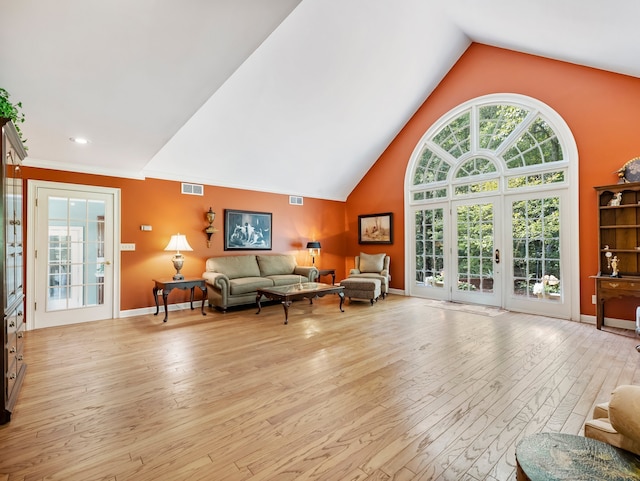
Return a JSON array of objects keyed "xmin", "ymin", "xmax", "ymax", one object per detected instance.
[{"xmin": 224, "ymin": 209, "xmax": 272, "ymax": 250}]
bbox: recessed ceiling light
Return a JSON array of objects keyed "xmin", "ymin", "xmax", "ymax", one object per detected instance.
[{"xmin": 69, "ymin": 137, "xmax": 90, "ymax": 144}]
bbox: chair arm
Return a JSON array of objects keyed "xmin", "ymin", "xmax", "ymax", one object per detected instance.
[
  {"xmin": 349, "ymin": 269, "xmax": 361, "ymax": 275},
  {"xmin": 202, "ymin": 271, "xmax": 230, "ymax": 291},
  {"xmin": 609, "ymin": 385, "xmax": 640, "ymax": 441},
  {"xmin": 294, "ymin": 266, "xmax": 318, "ymax": 282}
]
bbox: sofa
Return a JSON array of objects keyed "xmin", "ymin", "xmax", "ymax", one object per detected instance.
[{"xmin": 203, "ymin": 254, "xmax": 318, "ymax": 311}]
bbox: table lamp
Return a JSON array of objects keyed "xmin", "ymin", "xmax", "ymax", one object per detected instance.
[
  {"xmin": 306, "ymin": 241, "xmax": 321, "ymax": 265},
  {"xmin": 165, "ymin": 233, "xmax": 193, "ymax": 280}
]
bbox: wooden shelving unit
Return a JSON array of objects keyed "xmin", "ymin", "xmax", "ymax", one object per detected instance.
[{"xmin": 594, "ymin": 182, "xmax": 640, "ymax": 329}]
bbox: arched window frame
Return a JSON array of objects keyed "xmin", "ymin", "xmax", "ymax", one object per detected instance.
[
  {"xmin": 409, "ymin": 97, "xmax": 571, "ymax": 204},
  {"xmin": 404, "ymin": 93, "xmax": 581, "ymax": 320}
]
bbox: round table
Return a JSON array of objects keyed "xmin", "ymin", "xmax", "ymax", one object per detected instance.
[{"xmin": 516, "ymin": 432, "xmax": 640, "ymax": 480}]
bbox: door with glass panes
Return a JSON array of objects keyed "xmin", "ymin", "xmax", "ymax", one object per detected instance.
[{"xmin": 33, "ymin": 185, "xmax": 116, "ymax": 328}]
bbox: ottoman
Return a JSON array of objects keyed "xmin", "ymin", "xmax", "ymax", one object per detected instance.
[{"xmin": 339, "ymin": 278, "xmax": 381, "ymax": 305}]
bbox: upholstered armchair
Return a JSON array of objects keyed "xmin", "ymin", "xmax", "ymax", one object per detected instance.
[
  {"xmin": 349, "ymin": 253, "xmax": 390, "ymax": 298},
  {"xmin": 584, "ymin": 385, "xmax": 640, "ymax": 455}
]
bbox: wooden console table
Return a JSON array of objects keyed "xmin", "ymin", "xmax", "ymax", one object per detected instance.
[
  {"xmin": 152, "ymin": 277, "xmax": 207, "ymax": 322},
  {"xmin": 593, "ymin": 275, "xmax": 640, "ymax": 329}
]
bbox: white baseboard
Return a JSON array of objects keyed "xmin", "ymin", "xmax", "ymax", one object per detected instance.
[
  {"xmin": 388, "ymin": 288, "xmax": 405, "ymax": 296},
  {"xmin": 120, "ymin": 301, "xmax": 197, "ymax": 318},
  {"xmin": 579, "ymin": 313, "xmax": 637, "ymax": 330}
]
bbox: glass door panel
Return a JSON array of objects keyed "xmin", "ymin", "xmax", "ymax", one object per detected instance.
[
  {"xmin": 46, "ymin": 197, "xmax": 105, "ymax": 311},
  {"xmin": 412, "ymin": 206, "xmax": 449, "ymax": 299},
  {"xmin": 506, "ymin": 193, "xmax": 569, "ymax": 318},
  {"xmin": 511, "ymin": 197, "xmax": 561, "ymax": 300},
  {"xmin": 452, "ymin": 198, "xmax": 501, "ymax": 306}
]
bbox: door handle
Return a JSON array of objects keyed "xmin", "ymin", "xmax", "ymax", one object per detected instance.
[{"xmin": 495, "ymin": 249, "xmax": 500, "ymax": 264}]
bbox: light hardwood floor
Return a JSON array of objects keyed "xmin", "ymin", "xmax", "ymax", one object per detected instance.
[{"xmin": 1, "ymin": 295, "xmax": 639, "ymax": 481}]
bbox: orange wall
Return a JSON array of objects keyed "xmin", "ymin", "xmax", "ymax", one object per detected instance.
[
  {"xmin": 22, "ymin": 167, "xmax": 347, "ymax": 311},
  {"xmin": 347, "ymin": 43, "xmax": 640, "ymax": 320},
  {"xmin": 21, "ymin": 44, "xmax": 640, "ymax": 320}
]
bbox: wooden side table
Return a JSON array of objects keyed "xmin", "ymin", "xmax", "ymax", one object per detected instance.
[
  {"xmin": 316, "ymin": 268, "xmax": 336, "ymax": 285},
  {"xmin": 152, "ymin": 278, "xmax": 207, "ymax": 322}
]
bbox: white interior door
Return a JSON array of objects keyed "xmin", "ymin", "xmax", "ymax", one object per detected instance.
[{"xmin": 28, "ymin": 182, "xmax": 120, "ymax": 329}]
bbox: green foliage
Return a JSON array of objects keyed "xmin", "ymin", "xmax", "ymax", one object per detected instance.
[
  {"xmin": 479, "ymin": 105, "xmax": 529, "ymax": 150},
  {"xmin": 0, "ymin": 88, "xmax": 27, "ymax": 148},
  {"xmin": 433, "ymin": 111, "xmax": 471, "ymax": 158}
]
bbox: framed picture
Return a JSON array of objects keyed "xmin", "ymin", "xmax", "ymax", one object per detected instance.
[
  {"xmin": 358, "ymin": 212, "xmax": 393, "ymax": 244},
  {"xmin": 224, "ymin": 209, "xmax": 272, "ymax": 250}
]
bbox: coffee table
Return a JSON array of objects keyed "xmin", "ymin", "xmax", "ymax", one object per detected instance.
[
  {"xmin": 516, "ymin": 432, "xmax": 640, "ymax": 480},
  {"xmin": 256, "ymin": 282, "xmax": 344, "ymax": 324}
]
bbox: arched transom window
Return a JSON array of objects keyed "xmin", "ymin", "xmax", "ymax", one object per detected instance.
[{"xmin": 410, "ymin": 103, "xmax": 566, "ymax": 203}]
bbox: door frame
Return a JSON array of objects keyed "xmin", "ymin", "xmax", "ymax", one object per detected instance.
[
  {"xmin": 502, "ymin": 189, "xmax": 572, "ymax": 318},
  {"xmin": 26, "ymin": 180, "xmax": 121, "ymax": 331},
  {"xmin": 451, "ymin": 195, "xmax": 502, "ymax": 307}
]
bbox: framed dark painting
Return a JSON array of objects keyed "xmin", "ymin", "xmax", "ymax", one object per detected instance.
[
  {"xmin": 358, "ymin": 212, "xmax": 393, "ymax": 244},
  {"xmin": 224, "ymin": 209, "xmax": 272, "ymax": 250}
]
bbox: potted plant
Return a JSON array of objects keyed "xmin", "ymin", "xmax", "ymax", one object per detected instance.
[{"xmin": 0, "ymin": 88, "xmax": 27, "ymax": 148}]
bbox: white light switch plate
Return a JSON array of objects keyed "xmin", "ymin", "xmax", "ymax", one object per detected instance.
[{"xmin": 121, "ymin": 243, "xmax": 136, "ymax": 251}]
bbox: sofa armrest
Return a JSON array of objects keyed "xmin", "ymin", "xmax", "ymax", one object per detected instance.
[
  {"xmin": 202, "ymin": 271, "xmax": 230, "ymax": 291},
  {"xmin": 294, "ymin": 266, "xmax": 319, "ymax": 282},
  {"xmin": 349, "ymin": 268, "xmax": 361, "ymax": 275}
]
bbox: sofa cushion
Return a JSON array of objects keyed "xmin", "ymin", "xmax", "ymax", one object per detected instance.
[
  {"xmin": 229, "ymin": 277, "xmax": 274, "ymax": 295},
  {"xmin": 207, "ymin": 255, "xmax": 260, "ymax": 279},
  {"xmin": 359, "ymin": 252, "xmax": 386, "ymax": 273},
  {"xmin": 257, "ymin": 255, "xmax": 297, "ymax": 277},
  {"xmin": 267, "ymin": 274, "xmax": 307, "ymax": 286}
]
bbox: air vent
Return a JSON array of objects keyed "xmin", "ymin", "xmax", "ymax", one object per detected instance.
[
  {"xmin": 289, "ymin": 195, "xmax": 303, "ymax": 205},
  {"xmin": 182, "ymin": 183, "xmax": 203, "ymax": 196}
]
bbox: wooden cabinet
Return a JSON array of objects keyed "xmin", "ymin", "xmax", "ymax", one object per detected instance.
[
  {"xmin": 1, "ymin": 118, "xmax": 26, "ymax": 424},
  {"xmin": 594, "ymin": 182, "xmax": 640, "ymax": 329}
]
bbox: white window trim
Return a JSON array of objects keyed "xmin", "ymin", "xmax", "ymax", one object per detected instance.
[{"xmin": 404, "ymin": 93, "xmax": 580, "ymax": 320}]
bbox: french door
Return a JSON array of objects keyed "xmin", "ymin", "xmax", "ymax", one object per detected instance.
[
  {"xmin": 504, "ymin": 191, "xmax": 569, "ymax": 318},
  {"xmin": 411, "ymin": 190, "xmax": 570, "ymax": 318},
  {"xmin": 27, "ymin": 181, "xmax": 120, "ymax": 329},
  {"xmin": 452, "ymin": 197, "xmax": 501, "ymax": 306}
]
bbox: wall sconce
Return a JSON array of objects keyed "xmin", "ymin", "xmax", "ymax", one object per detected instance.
[
  {"xmin": 205, "ymin": 207, "xmax": 218, "ymax": 247},
  {"xmin": 164, "ymin": 233, "xmax": 193, "ymax": 280},
  {"xmin": 306, "ymin": 241, "xmax": 321, "ymax": 265}
]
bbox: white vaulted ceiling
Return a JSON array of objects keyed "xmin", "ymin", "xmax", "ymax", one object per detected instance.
[{"xmin": 2, "ymin": 0, "xmax": 640, "ymax": 201}]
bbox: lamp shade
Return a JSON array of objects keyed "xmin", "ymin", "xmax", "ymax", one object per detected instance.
[
  {"xmin": 306, "ymin": 241, "xmax": 321, "ymax": 249},
  {"xmin": 164, "ymin": 233, "xmax": 193, "ymax": 253}
]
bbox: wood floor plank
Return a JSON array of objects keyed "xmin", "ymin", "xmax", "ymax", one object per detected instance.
[{"xmin": 0, "ymin": 295, "xmax": 638, "ymax": 480}]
